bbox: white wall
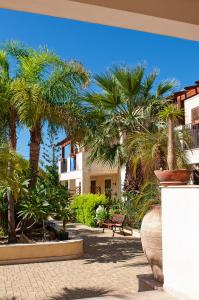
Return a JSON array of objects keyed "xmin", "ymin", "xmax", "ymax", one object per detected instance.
[
  {"xmin": 162, "ymin": 186, "xmax": 199, "ymax": 300},
  {"xmin": 76, "ymin": 152, "xmax": 82, "ymax": 170},
  {"xmin": 60, "ymin": 170, "xmax": 82, "ymax": 181},
  {"xmin": 184, "ymin": 94, "xmax": 199, "ymax": 125},
  {"xmin": 120, "ymin": 165, "xmax": 126, "ymax": 193},
  {"xmin": 185, "ymin": 149, "xmax": 199, "ymax": 164},
  {"xmin": 82, "ymin": 151, "xmax": 118, "ymax": 175}
]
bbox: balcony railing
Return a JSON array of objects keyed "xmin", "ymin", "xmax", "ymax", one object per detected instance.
[
  {"xmin": 183, "ymin": 124, "xmax": 199, "ymax": 149},
  {"xmin": 60, "ymin": 159, "xmax": 67, "ymax": 173},
  {"xmin": 60, "ymin": 156, "xmax": 78, "ymax": 173}
]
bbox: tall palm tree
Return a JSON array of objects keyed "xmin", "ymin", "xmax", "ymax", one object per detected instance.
[
  {"xmin": 11, "ymin": 47, "xmax": 89, "ymax": 186},
  {"xmin": 0, "ymin": 50, "xmax": 16, "ymax": 150},
  {"xmin": 1, "ymin": 41, "xmax": 32, "ymax": 151},
  {"xmin": 84, "ymin": 65, "xmax": 176, "ymax": 193}
]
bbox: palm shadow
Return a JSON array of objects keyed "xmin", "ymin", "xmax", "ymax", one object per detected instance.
[
  {"xmin": 82, "ymin": 234, "xmax": 144, "ymax": 264},
  {"xmin": 50, "ymin": 287, "xmax": 111, "ymax": 300}
]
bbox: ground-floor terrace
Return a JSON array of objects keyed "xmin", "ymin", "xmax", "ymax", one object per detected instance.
[
  {"xmin": 62, "ymin": 173, "xmax": 121, "ymax": 198},
  {"xmin": 0, "ymin": 224, "xmax": 150, "ymax": 300}
]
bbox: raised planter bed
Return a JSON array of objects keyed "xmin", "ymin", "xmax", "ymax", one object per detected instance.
[{"xmin": 0, "ymin": 239, "xmax": 83, "ymax": 265}]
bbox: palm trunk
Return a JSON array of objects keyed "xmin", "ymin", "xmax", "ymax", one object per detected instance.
[
  {"xmin": 29, "ymin": 122, "xmax": 41, "ymax": 187},
  {"xmin": 167, "ymin": 114, "xmax": 176, "ymax": 170},
  {"xmin": 7, "ymin": 108, "xmax": 17, "ymax": 243},
  {"xmin": 8, "ymin": 108, "xmax": 17, "ymax": 151},
  {"xmin": 123, "ymin": 159, "xmax": 143, "ymax": 195},
  {"xmin": 7, "ymin": 160, "xmax": 17, "ymax": 243},
  {"xmin": 63, "ymin": 219, "xmax": 66, "ymax": 232}
]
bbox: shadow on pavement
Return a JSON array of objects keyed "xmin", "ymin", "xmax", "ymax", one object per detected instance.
[
  {"xmin": 82, "ymin": 234, "xmax": 143, "ymax": 264},
  {"xmin": 50, "ymin": 287, "xmax": 111, "ymax": 300}
]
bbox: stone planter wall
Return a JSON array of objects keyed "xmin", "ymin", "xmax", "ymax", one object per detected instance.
[{"xmin": 0, "ymin": 239, "xmax": 83, "ymax": 265}]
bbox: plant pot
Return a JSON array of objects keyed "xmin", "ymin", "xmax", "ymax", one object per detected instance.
[
  {"xmin": 154, "ymin": 169, "xmax": 191, "ymax": 186},
  {"xmin": 141, "ymin": 205, "xmax": 163, "ymax": 283}
]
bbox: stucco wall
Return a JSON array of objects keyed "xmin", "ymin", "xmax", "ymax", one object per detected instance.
[
  {"xmin": 184, "ymin": 94, "xmax": 199, "ymax": 124},
  {"xmin": 185, "ymin": 149, "xmax": 199, "ymax": 164},
  {"xmin": 0, "ymin": 240, "xmax": 83, "ymax": 265},
  {"xmin": 90, "ymin": 174, "xmax": 118, "ymax": 197},
  {"xmin": 162, "ymin": 186, "xmax": 199, "ymax": 300},
  {"xmin": 82, "ymin": 151, "xmax": 118, "ymax": 175}
]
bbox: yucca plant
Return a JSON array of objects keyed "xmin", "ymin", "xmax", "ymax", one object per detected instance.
[{"xmin": 159, "ymin": 104, "xmax": 184, "ymax": 170}]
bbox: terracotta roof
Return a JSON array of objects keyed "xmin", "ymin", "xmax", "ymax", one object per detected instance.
[{"xmin": 173, "ymin": 81, "xmax": 199, "ymax": 102}]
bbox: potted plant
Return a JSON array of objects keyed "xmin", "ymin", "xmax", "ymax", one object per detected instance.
[{"xmin": 154, "ymin": 104, "xmax": 191, "ymax": 185}]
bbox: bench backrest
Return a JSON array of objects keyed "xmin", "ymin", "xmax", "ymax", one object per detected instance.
[{"xmin": 112, "ymin": 214, "xmax": 125, "ymax": 225}]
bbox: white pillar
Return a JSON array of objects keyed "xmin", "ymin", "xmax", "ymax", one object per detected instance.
[{"xmin": 162, "ymin": 186, "xmax": 199, "ymax": 300}]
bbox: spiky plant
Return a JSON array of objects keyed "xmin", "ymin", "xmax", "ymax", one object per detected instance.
[
  {"xmin": 84, "ymin": 65, "xmax": 176, "ymax": 192},
  {"xmin": 159, "ymin": 104, "xmax": 184, "ymax": 170},
  {"xmin": 10, "ymin": 46, "xmax": 89, "ymax": 186}
]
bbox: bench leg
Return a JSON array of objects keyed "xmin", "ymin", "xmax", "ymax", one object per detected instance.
[
  {"xmin": 112, "ymin": 226, "xmax": 116, "ymax": 237},
  {"xmin": 122, "ymin": 227, "xmax": 125, "ymax": 236}
]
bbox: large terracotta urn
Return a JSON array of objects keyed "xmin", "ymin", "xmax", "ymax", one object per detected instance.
[{"xmin": 141, "ymin": 205, "xmax": 163, "ymax": 283}]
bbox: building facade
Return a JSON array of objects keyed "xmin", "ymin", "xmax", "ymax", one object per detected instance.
[
  {"xmin": 174, "ymin": 80, "xmax": 199, "ymax": 165},
  {"xmin": 57, "ymin": 138, "xmax": 125, "ymax": 198}
]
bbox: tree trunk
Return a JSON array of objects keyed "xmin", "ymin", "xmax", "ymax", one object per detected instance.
[
  {"xmin": 167, "ymin": 115, "xmax": 176, "ymax": 170},
  {"xmin": 7, "ymin": 108, "xmax": 17, "ymax": 243},
  {"xmin": 123, "ymin": 159, "xmax": 143, "ymax": 195},
  {"xmin": 7, "ymin": 160, "xmax": 17, "ymax": 243},
  {"xmin": 29, "ymin": 122, "xmax": 41, "ymax": 187},
  {"xmin": 8, "ymin": 108, "xmax": 17, "ymax": 151}
]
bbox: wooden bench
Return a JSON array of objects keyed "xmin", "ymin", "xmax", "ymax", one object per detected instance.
[{"xmin": 102, "ymin": 214, "xmax": 126, "ymax": 236}]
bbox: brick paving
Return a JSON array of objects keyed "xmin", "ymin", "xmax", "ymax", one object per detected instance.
[{"xmin": 0, "ymin": 224, "xmax": 150, "ymax": 300}]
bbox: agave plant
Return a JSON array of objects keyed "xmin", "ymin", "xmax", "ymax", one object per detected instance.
[{"xmin": 159, "ymin": 104, "xmax": 184, "ymax": 170}]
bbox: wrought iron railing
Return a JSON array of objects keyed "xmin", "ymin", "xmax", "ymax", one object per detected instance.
[
  {"xmin": 60, "ymin": 159, "xmax": 67, "ymax": 173},
  {"xmin": 183, "ymin": 124, "xmax": 199, "ymax": 149}
]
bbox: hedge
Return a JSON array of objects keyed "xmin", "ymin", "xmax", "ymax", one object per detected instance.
[{"xmin": 71, "ymin": 194, "xmax": 108, "ymax": 227}]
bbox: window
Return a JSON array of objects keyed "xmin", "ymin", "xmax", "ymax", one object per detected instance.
[
  {"xmin": 90, "ymin": 180, "xmax": 96, "ymax": 194},
  {"xmin": 105, "ymin": 179, "xmax": 112, "ymax": 199},
  {"xmin": 191, "ymin": 107, "xmax": 199, "ymax": 125}
]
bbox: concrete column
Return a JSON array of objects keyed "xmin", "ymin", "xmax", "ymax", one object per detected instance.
[
  {"xmin": 161, "ymin": 186, "xmax": 199, "ymax": 300},
  {"xmin": 82, "ymin": 171, "xmax": 90, "ymax": 194}
]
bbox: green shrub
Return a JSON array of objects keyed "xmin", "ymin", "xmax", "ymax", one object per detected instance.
[
  {"xmin": 71, "ymin": 194, "xmax": 108, "ymax": 227},
  {"xmin": 0, "ymin": 226, "xmax": 7, "ymax": 237}
]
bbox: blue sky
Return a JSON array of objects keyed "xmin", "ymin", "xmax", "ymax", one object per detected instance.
[{"xmin": 1, "ymin": 8, "xmax": 199, "ymax": 160}]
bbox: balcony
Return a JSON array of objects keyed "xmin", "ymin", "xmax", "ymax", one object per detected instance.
[
  {"xmin": 60, "ymin": 159, "xmax": 67, "ymax": 173},
  {"xmin": 183, "ymin": 124, "xmax": 199, "ymax": 149}
]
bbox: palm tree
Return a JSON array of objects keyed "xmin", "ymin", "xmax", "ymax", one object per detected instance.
[
  {"xmin": 84, "ymin": 65, "xmax": 176, "ymax": 193},
  {"xmin": 11, "ymin": 47, "xmax": 89, "ymax": 186},
  {"xmin": 0, "ymin": 41, "xmax": 32, "ymax": 151},
  {"xmin": 0, "ymin": 50, "xmax": 16, "ymax": 150},
  {"xmin": 125, "ymin": 104, "xmax": 191, "ymax": 182}
]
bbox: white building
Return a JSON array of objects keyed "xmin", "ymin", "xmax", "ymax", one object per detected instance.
[
  {"xmin": 174, "ymin": 81, "xmax": 199, "ymax": 165},
  {"xmin": 57, "ymin": 138, "xmax": 125, "ymax": 198}
]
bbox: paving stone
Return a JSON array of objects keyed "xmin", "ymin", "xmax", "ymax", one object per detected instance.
[{"xmin": 0, "ymin": 224, "xmax": 151, "ymax": 299}]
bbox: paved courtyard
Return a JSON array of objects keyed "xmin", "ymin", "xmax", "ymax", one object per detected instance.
[{"xmin": 0, "ymin": 224, "xmax": 150, "ymax": 300}]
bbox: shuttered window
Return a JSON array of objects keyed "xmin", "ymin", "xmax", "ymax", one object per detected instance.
[{"xmin": 192, "ymin": 107, "xmax": 199, "ymax": 124}]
